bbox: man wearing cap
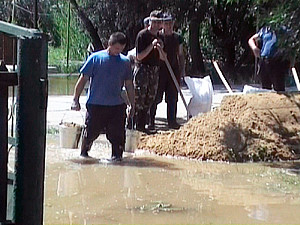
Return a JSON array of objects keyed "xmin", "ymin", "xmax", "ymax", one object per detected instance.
[
  {"xmin": 132, "ymin": 10, "xmax": 164, "ymax": 133},
  {"xmin": 149, "ymin": 13, "xmax": 185, "ymax": 129}
]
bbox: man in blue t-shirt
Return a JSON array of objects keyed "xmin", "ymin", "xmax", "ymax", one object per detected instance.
[
  {"xmin": 71, "ymin": 32, "xmax": 135, "ymax": 161},
  {"xmin": 248, "ymin": 26, "xmax": 290, "ymax": 91}
]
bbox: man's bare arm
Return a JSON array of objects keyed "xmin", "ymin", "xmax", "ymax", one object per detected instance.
[
  {"xmin": 71, "ymin": 74, "xmax": 89, "ymax": 111},
  {"xmin": 248, "ymin": 33, "xmax": 261, "ymax": 58}
]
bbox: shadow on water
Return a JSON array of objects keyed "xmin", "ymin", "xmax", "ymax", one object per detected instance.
[{"xmin": 69, "ymin": 156, "xmax": 180, "ymax": 170}]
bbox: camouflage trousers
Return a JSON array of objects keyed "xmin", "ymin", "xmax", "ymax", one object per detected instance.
[
  {"xmin": 132, "ymin": 64, "xmax": 159, "ymax": 130},
  {"xmin": 133, "ymin": 64, "xmax": 159, "ymax": 112}
]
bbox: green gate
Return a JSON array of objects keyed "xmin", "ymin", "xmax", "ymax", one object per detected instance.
[{"xmin": 0, "ymin": 21, "xmax": 48, "ymax": 225}]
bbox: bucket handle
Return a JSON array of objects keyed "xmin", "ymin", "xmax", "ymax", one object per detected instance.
[
  {"xmin": 126, "ymin": 117, "xmax": 135, "ymax": 131},
  {"xmin": 60, "ymin": 110, "xmax": 85, "ymax": 125}
]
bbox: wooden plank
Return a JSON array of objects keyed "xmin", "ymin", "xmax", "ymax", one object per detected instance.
[
  {"xmin": 212, "ymin": 60, "xmax": 233, "ymax": 94},
  {"xmin": 291, "ymin": 67, "xmax": 300, "ymax": 91}
]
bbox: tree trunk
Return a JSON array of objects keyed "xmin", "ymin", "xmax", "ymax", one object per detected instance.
[
  {"xmin": 189, "ymin": 17, "xmax": 205, "ymax": 77},
  {"xmin": 224, "ymin": 43, "xmax": 236, "ymax": 80},
  {"xmin": 69, "ymin": 0, "xmax": 103, "ymax": 51}
]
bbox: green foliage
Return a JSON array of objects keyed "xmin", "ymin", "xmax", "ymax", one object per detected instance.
[
  {"xmin": 50, "ymin": 2, "xmax": 89, "ymax": 61},
  {"xmin": 48, "ymin": 46, "xmax": 83, "ymax": 73},
  {"xmin": 0, "ymin": 0, "xmax": 11, "ymax": 21},
  {"xmin": 253, "ymin": 0, "xmax": 300, "ymax": 61}
]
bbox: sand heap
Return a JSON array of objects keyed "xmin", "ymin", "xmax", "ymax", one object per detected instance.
[{"xmin": 138, "ymin": 93, "xmax": 300, "ymax": 162}]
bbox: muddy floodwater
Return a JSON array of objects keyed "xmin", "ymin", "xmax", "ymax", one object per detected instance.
[
  {"xmin": 42, "ymin": 134, "xmax": 300, "ymax": 224},
  {"xmin": 9, "ymin": 76, "xmax": 299, "ymax": 224}
]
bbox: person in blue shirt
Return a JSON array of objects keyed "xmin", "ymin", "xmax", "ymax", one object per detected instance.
[
  {"xmin": 248, "ymin": 26, "xmax": 290, "ymax": 91},
  {"xmin": 71, "ymin": 32, "xmax": 135, "ymax": 161}
]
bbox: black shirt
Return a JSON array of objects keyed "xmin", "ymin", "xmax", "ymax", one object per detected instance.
[
  {"xmin": 136, "ymin": 28, "xmax": 161, "ymax": 66},
  {"xmin": 159, "ymin": 32, "xmax": 183, "ymax": 79}
]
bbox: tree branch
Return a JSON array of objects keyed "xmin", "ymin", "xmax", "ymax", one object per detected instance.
[{"xmin": 69, "ymin": 0, "xmax": 104, "ymax": 51}]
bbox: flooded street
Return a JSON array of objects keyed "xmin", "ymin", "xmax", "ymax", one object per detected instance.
[
  {"xmin": 7, "ymin": 77, "xmax": 299, "ymax": 224},
  {"xmin": 43, "ymin": 135, "xmax": 300, "ymax": 224},
  {"xmin": 42, "ymin": 79, "xmax": 300, "ymax": 224}
]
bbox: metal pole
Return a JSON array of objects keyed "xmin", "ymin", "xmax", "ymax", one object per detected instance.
[
  {"xmin": 12, "ymin": 0, "xmax": 15, "ymax": 23},
  {"xmin": 11, "ymin": 38, "xmax": 16, "ymax": 137},
  {"xmin": 34, "ymin": 0, "xmax": 38, "ymax": 29},
  {"xmin": 66, "ymin": 1, "xmax": 71, "ymax": 68}
]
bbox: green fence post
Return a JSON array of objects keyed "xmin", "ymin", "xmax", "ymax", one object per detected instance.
[{"xmin": 14, "ymin": 35, "xmax": 48, "ymax": 225}]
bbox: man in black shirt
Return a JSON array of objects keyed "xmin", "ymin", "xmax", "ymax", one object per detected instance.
[
  {"xmin": 149, "ymin": 13, "xmax": 185, "ymax": 129},
  {"xmin": 132, "ymin": 10, "xmax": 164, "ymax": 133}
]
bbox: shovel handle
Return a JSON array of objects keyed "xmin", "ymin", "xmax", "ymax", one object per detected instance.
[{"xmin": 158, "ymin": 47, "xmax": 190, "ymax": 119}]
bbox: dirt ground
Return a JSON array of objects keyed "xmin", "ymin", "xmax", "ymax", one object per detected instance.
[{"xmin": 138, "ymin": 92, "xmax": 300, "ymax": 162}]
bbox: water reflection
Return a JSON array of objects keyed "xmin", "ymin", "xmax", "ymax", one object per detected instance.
[
  {"xmin": 48, "ymin": 75, "xmax": 80, "ymax": 95},
  {"xmin": 57, "ymin": 170, "xmax": 82, "ymax": 197},
  {"xmin": 246, "ymin": 204, "xmax": 269, "ymax": 221}
]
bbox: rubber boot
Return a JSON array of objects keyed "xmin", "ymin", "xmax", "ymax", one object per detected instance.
[
  {"xmin": 148, "ymin": 103, "xmax": 157, "ymax": 130},
  {"xmin": 136, "ymin": 109, "xmax": 147, "ymax": 132},
  {"xmin": 80, "ymin": 134, "xmax": 93, "ymax": 157},
  {"xmin": 167, "ymin": 101, "xmax": 180, "ymax": 129},
  {"xmin": 111, "ymin": 143, "xmax": 124, "ymax": 161}
]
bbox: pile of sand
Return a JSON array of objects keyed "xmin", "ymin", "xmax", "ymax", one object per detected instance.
[{"xmin": 138, "ymin": 93, "xmax": 300, "ymax": 162}]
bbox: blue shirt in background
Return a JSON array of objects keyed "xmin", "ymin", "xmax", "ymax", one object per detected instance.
[
  {"xmin": 80, "ymin": 50, "xmax": 132, "ymax": 106},
  {"xmin": 258, "ymin": 26, "xmax": 277, "ymax": 58}
]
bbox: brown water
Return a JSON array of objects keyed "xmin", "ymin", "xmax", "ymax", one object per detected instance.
[
  {"xmin": 48, "ymin": 75, "xmax": 80, "ymax": 95},
  {"xmin": 43, "ymin": 135, "xmax": 300, "ymax": 224},
  {"xmin": 7, "ymin": 75, "xmax": 300, "ymax": 224}
]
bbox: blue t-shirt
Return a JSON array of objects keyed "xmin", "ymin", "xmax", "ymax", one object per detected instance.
[
  {"xmin": 258, "ymin": 27, "xmax": 277, "ymax": 58},
  {"xmin": 80, "ymin": 50, "xmax": 132, "ymax": 106}
]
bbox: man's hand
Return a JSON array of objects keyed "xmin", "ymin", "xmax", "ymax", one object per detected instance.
[
  {"xmin": 127, "ymin": 104, "xmax": 135, "ymax": 119},
  {"xmin": 71, "ymin": 99, "xmax": 81, "ymax": 111},
  {"xmin": 152, "ymin": 38, "xmax": 164, "ymax": 49}
]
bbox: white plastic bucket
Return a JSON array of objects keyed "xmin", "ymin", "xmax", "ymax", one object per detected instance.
[
  {"xmin": 125, "ymin": 129, "xmax": 140, "ymax": 153},
  {"xmin": 59, "ymin": 122, "xmax": 83, "ymax": 149}
]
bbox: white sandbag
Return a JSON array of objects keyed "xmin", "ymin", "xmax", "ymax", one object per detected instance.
[
  {"xmin": 243, "ymin": 85, "xmax": 274, "ymax": 94},
  {"xmin": 184, "ymin": 76, "xmax": 213, "ymax": 117}
]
